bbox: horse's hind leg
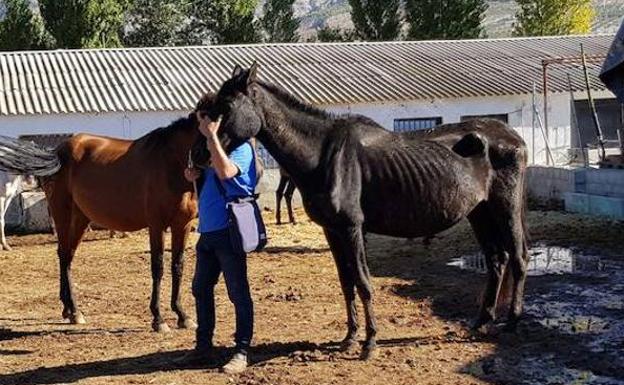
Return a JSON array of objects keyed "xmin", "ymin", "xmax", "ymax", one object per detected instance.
[
  {"xmin": 275, "ymin": 176, "xmax": 288, "ymax": 225},
  {"xmin": 170, "ymin": 222, "xmax": 196, "ymax": 329},
  {"xmin": 285, "ymin": 180, "xmax": 297, "ymax": 224},
  {"xmin": 496, "ymin": 198, "xmax": 529, "ymax": 331},
  {"xmin": 54, "ymin": 203, "xmax": 90, "ymax": 324},
  {"xmin": 148, "ymin": 227, "xmax": 169, "ymax": 332},
  {"xmin": 468, "ymin": 202, "xmax": 508, "ymax": 330},
  {"xmin": 323, "ymin": 228, "xmax": 359, "ymax": 352}
]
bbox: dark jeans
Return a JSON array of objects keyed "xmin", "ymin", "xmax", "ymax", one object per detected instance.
[{"xmin": 192, "ymin": 229, "xmax": 253, "ymax": 354}]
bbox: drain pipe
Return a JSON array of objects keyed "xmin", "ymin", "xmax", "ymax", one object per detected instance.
[
  {"xmin": 567, "ymin": 73, "xmax": 588, "ymax": 167},
  {"xmin": 581, "ymin": 43, "xmax": 607, "ymax": 161},
  {"xmin": 542, "ymin": 61, "xmax": 550, "ymax": 165}
]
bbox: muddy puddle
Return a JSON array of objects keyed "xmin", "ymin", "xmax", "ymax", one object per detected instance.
[
  {"xmin": 447, "ymin": 245, "xmax": 614, "ymax": 276},
  {"xmin": 449, "ymin": 244, "xmax": 624, "ymax": 384}
]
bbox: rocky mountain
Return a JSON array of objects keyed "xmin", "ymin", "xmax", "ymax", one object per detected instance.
[{"xmin": 292, "ymin": 0, "xmax": 624, "ymax": 40}]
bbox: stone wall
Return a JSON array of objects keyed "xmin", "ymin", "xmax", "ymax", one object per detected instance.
[{"xmin": 6, "ymin": 191, "xmax": 53, "ymax": 234}]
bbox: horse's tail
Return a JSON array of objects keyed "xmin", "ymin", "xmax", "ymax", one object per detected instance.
[{"xmin": 0, "ymin": 135, "xmax": 61, "ymax": 176}]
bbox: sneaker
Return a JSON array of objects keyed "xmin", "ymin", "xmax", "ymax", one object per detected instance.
[
  {"xmin": 173, "ymin": 347, "xmax": 215, "ymax": 366},
  {"xmin": 221, "ymin": 352, "xmax": 248, "ymax": 374}
]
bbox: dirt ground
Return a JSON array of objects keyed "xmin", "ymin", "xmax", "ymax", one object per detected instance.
[{"xmin": 1, "ymin": 208, "xmax": 623, "ymax": 385}]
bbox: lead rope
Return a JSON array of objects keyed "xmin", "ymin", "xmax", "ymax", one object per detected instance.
[{"xmin": 187, "ymin": 149, "xmax": 198, "ymax": 198}]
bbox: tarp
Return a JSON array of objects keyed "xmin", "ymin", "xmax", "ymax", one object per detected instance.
[{"xmin": 600, "ymin": 21, "xmax": 624, "ymax": 103}]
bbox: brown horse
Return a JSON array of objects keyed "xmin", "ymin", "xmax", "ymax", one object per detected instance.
[{"xmin": 0, "ymin": 95, "xmax": 215, "ymax": 332}]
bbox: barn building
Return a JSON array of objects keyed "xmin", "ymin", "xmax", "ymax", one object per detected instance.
[
  {"xmin": 1, "ymin": 34, "xmax": 623, "ymax": 222},
  {"xmin": 0, "ymin": 34, "xmax": 618, "ymax": 167}
]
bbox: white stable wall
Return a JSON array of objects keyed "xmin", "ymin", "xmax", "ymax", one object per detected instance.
[
  {"xmin": 0, "ymin": 89, "xmax": 614, "ymax": 168},
  {"xmin": 0, "ymin": 110, "xmax": 189, "ymax": 140},
  {"xmin": 326, "ymin": 90, "xmax": 615, "ymax": 166}
]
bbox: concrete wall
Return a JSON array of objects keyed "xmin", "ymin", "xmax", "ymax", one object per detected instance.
[
  {"xmin": 527, "ymin": 166, "xmax": 624, "ymax": 217},
  {"xmin": 582, "ymin": 169, "xmax": 624, "ymax": 197},
  {"xmin": 527, "ymin": 166, "xmax": 576, "ymax": 207},
  {"xmin": 6, "ymin": 191, "xmax": 53, "ymax": 233},
  {"xmin": 256, "ymin": 168, "xmax": 302, "ymax": 211}
]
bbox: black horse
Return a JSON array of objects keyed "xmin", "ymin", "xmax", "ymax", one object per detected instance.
[{"xmin": 204, "ymin": 64, "xmax": 529, "ymax": 360}]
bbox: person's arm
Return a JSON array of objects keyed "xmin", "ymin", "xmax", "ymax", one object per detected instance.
[{"xmin": 196, "ymin": 113, "xmax": 239, "ymax": 180}]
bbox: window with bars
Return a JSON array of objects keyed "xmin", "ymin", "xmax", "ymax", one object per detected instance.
[
  {"xmin": 393, "ymin": 117, "xmax": 443, "ymax": 132},
  {"xmin": 460, "ymin": 114, "xmax": 508, "ymax": 123}
]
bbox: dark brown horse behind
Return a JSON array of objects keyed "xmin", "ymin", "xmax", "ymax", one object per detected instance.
[{"xmin": 0, "ymin": 95, "xmax": 217, "ymax": 332}]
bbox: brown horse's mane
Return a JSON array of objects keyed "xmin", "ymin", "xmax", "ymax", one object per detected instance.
[
  {"xmin": 135, "ymin": 116, "xmax": 195, "ymax": 149},
  {"xmin": 134, "ymin": 92, "xmax": 216, "ymax": 149}
]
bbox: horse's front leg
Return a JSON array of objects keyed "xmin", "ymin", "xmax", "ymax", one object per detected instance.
[
  {"xmin": 149, "ymin": 227, "xmax": 169, "ymax": 332},
  {"xmin": 323, "ymin": 229, "xmax": 359, "ymax": 351},
  {"xmin": 345, "ymin": 226, "xmax": 378, "ymax": 360},
  {"xmin": 170, "ymin": 222, "xmax": 196, "ymax": 329},
  {"xmin": 0, "ymin": 196, "xmax": 11, "ymax": 251}
]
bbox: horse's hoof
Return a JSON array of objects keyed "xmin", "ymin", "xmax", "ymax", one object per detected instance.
[
  {"xmin": 153, "ymin": 322, "xmax": 171, "ymax": 333},
  {"xmin": 360, "ymin": 346, "xmax": 378, "ymax": 361},
  {"xmin": 69, "ymin": 312, "xmax": 86, "ymax": 324},
  {"xmin": 339, "ymin": 338, "xmax": 359, "ymax": 353},
  {"xmin": 178, "ymin": 318, "xmax": 197, "ymax": 329},
  {"xmin": 470, "ymin": 315, "xmax": 494, "ymax": 332},
  {"xmin": 2, "ymin": 244, "xmax": 11, "ymax": 251},
  {"xmin": 503, "ymin": 319, "xmax": 519, "ymax": 333}
]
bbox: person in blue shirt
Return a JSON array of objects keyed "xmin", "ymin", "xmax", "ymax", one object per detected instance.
[{"xmin": 183, "ymin": 112, "xmax": 257, "ymax": 374}]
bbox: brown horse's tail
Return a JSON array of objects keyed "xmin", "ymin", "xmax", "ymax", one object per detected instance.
[{"xmin": 0, "ymin": 135, "xmax": 61, "ymax": 176}]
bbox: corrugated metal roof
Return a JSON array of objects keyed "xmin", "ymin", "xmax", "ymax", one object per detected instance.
[{"xmin": 0, "ymin": 34, "xmax": 615, "ymax": 116}]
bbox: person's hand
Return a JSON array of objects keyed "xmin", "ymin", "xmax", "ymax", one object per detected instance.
[
  {"xmin": 184, "ymin": 167, "xmax": 201, "ymax": 182},
  {"xmin": 196, "ymin": 112, "xmax": 221, "ymax": 138}
]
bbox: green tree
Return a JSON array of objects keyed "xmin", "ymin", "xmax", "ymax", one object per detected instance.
[
  {"xmin": 261, "ymin": 0, "xmax": 299, "ymax": 43},
  {"xmin": 39, "ymin": 0, "xmax": 127, "ymax": 48},
  {"xmin": 123, "ymin": 0, "xmax": 189, "ymax": 47},
  {"xmin": 316, "ymin": 26, "xmax": 355, "ymax": 42},
  {"xmin": 348, "ymin": 0, "xmax": 401, "ymax": 41},
  {"xmin": 0, "ymin": 0, "xmax": 51, "ymax": 50},
  {"xmin": 405, "ymin": 0, "xmax": 488, "ymax": 40},
  {"xmin": 187, "ymin": 0, "xmax": 261, "ymax": 45},
  {"xmin": 513, "ymin": 0, "xmax": 594, "ymax": 36}
]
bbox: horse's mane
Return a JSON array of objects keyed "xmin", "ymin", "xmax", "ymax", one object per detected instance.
[
  {"xmin": 257, "ymin": 81, "xmax": 381, "ymax": 127},
  {"xmin": 135, "ymin": 116, "xmax": 194, "ymax": 148},
  {"xmin": 258, "ymin": 81, "xmax": 333, "ymax": 119},
  {"xmin": 135, "ymin": 92, "xmax": 216, "ymax": 148}
]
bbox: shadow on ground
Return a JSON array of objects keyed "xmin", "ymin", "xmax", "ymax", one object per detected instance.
[
  {"xmin": 0, "ymin": 335, "xmax": 477, "ymax": 385},
  {"xmin": 366, "ymin": 214, "xmax": 624, "ymax": 384}
]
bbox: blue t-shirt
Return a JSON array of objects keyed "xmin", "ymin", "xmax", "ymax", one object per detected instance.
[{"xmin": 198, "ymin": 142, "xmax": 257, "ymax": 233}]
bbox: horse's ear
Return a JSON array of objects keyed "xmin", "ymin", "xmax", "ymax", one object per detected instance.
[
  {"xmin": 232, "ymin": 64, "xmax": 244, "ymax": 78},
  {"xmin": 247, "ymin": 62, "xmax": 259, "ymax": 85}
]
